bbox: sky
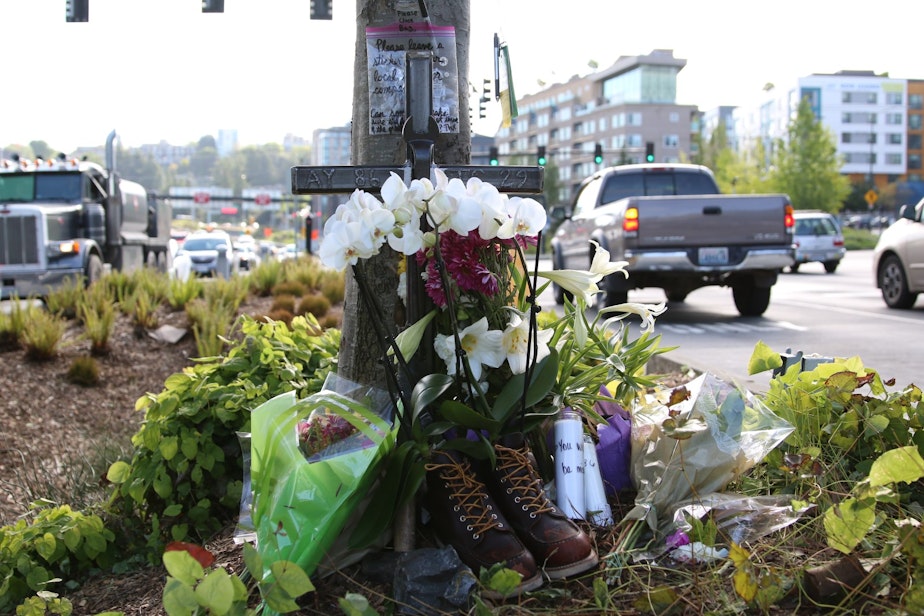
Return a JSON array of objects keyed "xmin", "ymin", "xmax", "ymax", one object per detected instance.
[{"xmin": 2, "ymin": 0, "xmax": 922, "ymax": 154}]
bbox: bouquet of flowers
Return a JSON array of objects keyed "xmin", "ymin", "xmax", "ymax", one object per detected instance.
[{"xmin": 318, "ymin": 167, "xmax": 670, "ymax": 550}]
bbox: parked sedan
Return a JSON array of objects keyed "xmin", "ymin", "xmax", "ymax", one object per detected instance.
[
  {"xmin": 790, "ymin": 211, "xmax": 845, "ymax": 273},
  {"xmin": 873, "ymin": 198, "xmax": 924, "ymax": 309}
]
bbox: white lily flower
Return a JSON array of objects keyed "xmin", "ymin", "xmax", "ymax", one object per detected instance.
[
  {"xmin": 434, "ymin": 317, "xmax": 505, "ymax": 381},
  {"xmin": 589, "ymin": 240, "xmax": 629, "ymax": 278},
  {"xmin": 502, "ymin": 311, "xmax": 552, "ymax": 374},
  {"xmin": 601, "ymin": 301, "xmax": 668, "ymax": 333},
  {"xmin": 497, "ymin": 196, "xmax": 547, "ymax": 239},
  {"xmin": 535, "ymin": 269, "xmax": 601, "ymax": 306}
]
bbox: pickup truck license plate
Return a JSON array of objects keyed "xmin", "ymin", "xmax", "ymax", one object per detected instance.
[{"xmin": 698, "ymin": 247, "xmax": 729, "ymax": 265}]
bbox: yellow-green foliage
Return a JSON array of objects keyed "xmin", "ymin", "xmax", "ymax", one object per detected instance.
[
  {"xmin": 79, "ymin": 284, "xmax": 117, "ymax": 355},
  {"xmin": 44, "ymin": 275, "xmax": 86, "ymax": 319},
  {"xmin": 123, "ymin": 288, "xmax": 159, "ymax": 332},
  {"xmin": 0, "ymin": 295, "xmax": 35, "ymax": 350},
  {"xmin": 22, "ymin": 308, "xmax": 67, "ymax": 361},
  {"xmin": 271, "ymin": 279, "xmax": 308, "ymax": 298},
  {"xmin": 248, "ymin": 258, "xmax": 284, "ymax": 296},
  {"xmin": 297, "ymin": 292, "xmax": 331, "ymax": 318},
  {"xmin": 318, "ymin": 269, "xmax": 345, "ymax": 305},
  {"xmin": 129, "ymin": 267, "xmax": 169, "ymax": 306},
  {"xmin": 67, "ymin": 355, "xmax": 100, "ymax": 386},
  {"xmin": 271, "ymin": 293, "xmax": 297, "ymax": 315},
  {"xmin": 166, "ymin": 275, "xmax": 204, "ymax": 310}
]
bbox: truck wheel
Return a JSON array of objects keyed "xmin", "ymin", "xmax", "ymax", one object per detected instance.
[
  {"xmin": 85, "ymin": 254, "xmax": 104, "ymax": 287},
  {"xmin": 732, "ymin": 284, "xmax": 771, "ymax": 317},
  {"xmin": 823, "ymin": 260, "xmax": 839, "ymax": 274},
  {"xmin": 665, "ymin": 290, "xmax": 688, "ymax": 303},
  {"xmin": 789, "ymin": 263, "xmax": 800, "ymax": 273},
  {"xmin": 878, "ymin": 254, "xmax": 917, "ymax": 309}
]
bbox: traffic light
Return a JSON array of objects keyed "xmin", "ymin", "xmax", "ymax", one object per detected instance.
[
  {"xmin": 645, "ymin": 142, "xmax": 655, "ymax": 163},
  {"xmin": 594, "ymin": 143, "xmax": 603, "ymax": 165},
  {"xmin": 310, "ymin": 0, "xmax": 332, "ymax": 20},
  {"xmin": 537, "ymin": 146, "xmax": 547, "ymax": 166},
  {"xmin": 202, "ymin": 0, "xmax": 224, "ymax": 12},
  {"xmin": 66, "ymin": 0, "xmax": 89, "ymax": 22},
  {"xmin": 489, "ymin": 146, "xmax": 499, "ymax": 166},
  {"xmin": 478, "ymin": 98, "xmax": 487, "ymax": 119}
]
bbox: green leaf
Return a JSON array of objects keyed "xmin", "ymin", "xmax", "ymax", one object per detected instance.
[
  {"xmin": 162, "ymin": 577, "xmax": 199, "ymax": 615},
  {"xmin": 164, "ymin": 550, "xmax": 204, "ymax": 586},
  {"xmin": 438, "ymin": 400, "xmax": 500, "ymax": 432},
  {"xmin": 747, "ymin": 340, "xmax": 783, "ymax": 375},
  {"xmin": 270, "ymin": 560, "xmax": 315, "ymax": 597},
  {"xmin": 338, "ymin": 592, "xmax": 379, "ymax": 616},
  {"xmin": 242, "ymin": 543, "xmax": 264, "ymax": 584},
  {"xmin": 410, "ymin": 373, "xmax": 454, "ymax": 418},
  {"xmin": 35, "ymin": 533, "xmax": 57, "ymax": 562},
  {"xmin": 868, "ymin": 446, "xmax": 924, "ymax": 487},
  {"xmin": 195, "ymin": 568, "xmax": 234, "ymax": 614},
  {"xmin": 159, "ymin": 436, "xmax": 179, "ymax": 461},
  {"xmin": 823, "ymin": 497, "xmax": 877, "ymax": 554},
  {"xmin": 106, "ymin": 460, "xmax": 131, "ymax": 484}
]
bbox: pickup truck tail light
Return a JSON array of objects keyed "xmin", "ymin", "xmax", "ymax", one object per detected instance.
[
  {"xmin": 623, "ymin": 206, "xmax": 639, "ymax": 232},
  {"xmin": 784, "ymin": 204, "xmax": 794, "ymax": 230}
]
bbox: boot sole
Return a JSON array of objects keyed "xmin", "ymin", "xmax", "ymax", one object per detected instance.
[{"xmin": 541, "ymin": 549, "xmax": 599, "ymax": 580}]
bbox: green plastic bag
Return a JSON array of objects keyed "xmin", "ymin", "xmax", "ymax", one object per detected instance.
[{"xmin": 250, "ymin": 375, "xmax": 395, "ymax": 583}]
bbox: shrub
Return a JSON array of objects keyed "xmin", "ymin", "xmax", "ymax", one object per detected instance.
[
  {"xmin": 105, "ymin": 315, "xmax": 340, "ymax": 555},
  {"xmin": 122, "ymin": 288, "xmax": 159, "ymax": 335},
  {"xmin": 271, "ymin": 279, "xmax": 308, "ymax": 298},
  {"xmin": 22, "ymin": 309, "xmax": 66, "ymax": 361},
  {"xmin": 319, "ymin": 269, "xmax": 345, "ymax": 305},
  {"xmin": 67, "ymin": 356, "xmax": 100, "ymax": 387},
  {"xmin": 297, "ymin": 292, "xmax": 331, "ymax": 318},
  {"xmin": 249, "ymin": 258, "xmax": 284, "ymax": 297},
  {"xmin": 271, "ymin": 293, "xmax": 297, "ymax": 315},
  {"xmin": 166, "ymin": 276, "xmax": 203, "ymax": 310},
  {"xmin": 264, "ymin": 308, "xmax": 295, "ymax": 325},
  {"xmin": 0, "ymin": 295, "xmax": 34, "ymax": 351},
  {"xmin": 44, "ymin": 276, "xmax": 85, "ymax": 319},
  {"xmin": 0, "ymin": 505, "xmax": 116, "ymax": 611},
  {"xmin": 79, "ymin": 284, "xmax": 117, "ymax": 356},
  {"xmin": 320, "ymin": 313, "xmax": 341, "ymax": 329}
]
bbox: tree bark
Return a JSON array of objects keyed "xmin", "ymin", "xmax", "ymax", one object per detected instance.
[{"xmin": 348, "ymin": 0, "xmax": 472, "ymax": 551}]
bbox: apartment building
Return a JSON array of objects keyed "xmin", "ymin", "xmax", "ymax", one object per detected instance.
[{"xmin": 492, "ymin": 49, "xmax": 699, "ymax": 205}]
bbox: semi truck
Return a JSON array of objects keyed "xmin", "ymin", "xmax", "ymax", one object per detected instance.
[{"xmin": 0, "ymin": 131, "xmax": 171, "ymax": 299}]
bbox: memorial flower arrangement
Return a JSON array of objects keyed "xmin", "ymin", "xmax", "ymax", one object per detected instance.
[
  {"xmin": 317, "ymin": 167, "xmax": 670, "ymax": 554},
  {"xmin": 320, "ymin": 167, "xmax": 666, "ymax": 420}
]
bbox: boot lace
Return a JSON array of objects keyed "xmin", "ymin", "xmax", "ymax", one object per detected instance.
[
  {"xmin": 496, "ymin": 444, "xmax": 555, "ymax": 518},
  {"xmin": 426, "ymin": 455, "xmax": 502, "ymax": 538}
]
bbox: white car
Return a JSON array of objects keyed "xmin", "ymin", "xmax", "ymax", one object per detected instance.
[
  {"xmin": 233, "ymin": 237, "xmax": 261, "ymax": 272},
  {"xmin": 176, "ymin": 231, "xmax": 234, "ymax": 278},
  {"xmin": 873, "ymin": 198, "xmax": 924, "ymax": 309},
  {"xmin": 790, "ymin": 211, "xmax": 846, "ymax": 273}
]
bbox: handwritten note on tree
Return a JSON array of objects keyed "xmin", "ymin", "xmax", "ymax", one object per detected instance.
[{"xmin": 365, "ymin": 21, "xmax": 459, "ymax": 136}]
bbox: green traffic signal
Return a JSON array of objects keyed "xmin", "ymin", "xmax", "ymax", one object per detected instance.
[
  {"xmin": 537, "ymin": 146, "xmax": 547, "ymax": 166},
  {"xmin": 489, "ymin": 146, "xmax": 499, "ymax": 166},
  {"xmin": 594, "ymin": 143, "xmax": 603, "ymax": 165}
]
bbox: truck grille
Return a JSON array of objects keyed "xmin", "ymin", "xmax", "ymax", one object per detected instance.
[{"xmin": 0, "ymin": 215, "xmax": 40, "ymax": 266}]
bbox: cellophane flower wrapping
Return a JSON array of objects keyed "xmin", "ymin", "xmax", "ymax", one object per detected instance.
[
  {"xmin": 249, "ymin": 374, "xmax": 396, "ymax": 582},
  {"xmin": 625, "ymin": 373, "xmax": 794, "ymax": 537}
]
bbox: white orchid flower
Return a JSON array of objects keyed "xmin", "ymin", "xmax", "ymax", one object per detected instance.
[
  {"xmin": 497, "ymin": 196, "xmax": 547, "ymax": 239},
  {"xmin": 601, "ymin": 301, "xmax": 668, "ymax": 333},
  {"xmin": 318, "ymin": 219, "xmax": 379, "ymax": 271},
  {"xmin": 502, "ymin": 310, "xmax": 553, "ymax": 374},
  {"xmin": 434, "ymin": 317, "xmax": 505, "ymax": 381}
]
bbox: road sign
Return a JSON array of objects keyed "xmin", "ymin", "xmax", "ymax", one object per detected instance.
[
  {"xmin": 193, "ymin": 192, "xmax": 210, "ymax": 204},
  {"xmin": 220, "ymin": 207, "xmax": 238, "ymax": 215},
  {"xmin": 291, "ymin": 165, "xmax": 543, "ymax": 195},
  {"xmin": 865, "ymin": 189, "xmax": 878, "ymax": 208},
  {"xmin": 254, "ymin": 193, "xmax": 271, "ymax": 206}
]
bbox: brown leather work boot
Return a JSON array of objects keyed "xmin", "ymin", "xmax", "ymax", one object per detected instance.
[
  {"xmin": 482, "ymin": 433, "xmax": 599, "ymax": 580},
  {"xmin": 425, "ymin": 449, "xmax": 543, "ymax": 597}
]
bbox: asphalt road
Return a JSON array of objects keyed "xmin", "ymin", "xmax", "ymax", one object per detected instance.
[{"xmin": 536, "ymin": 250, "xmax": 923, "ymax": 395}]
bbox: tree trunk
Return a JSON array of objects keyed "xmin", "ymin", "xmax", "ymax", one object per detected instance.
[{"xmin": 348, "ymin": 0, "xmax": 472, "ymax": 551}]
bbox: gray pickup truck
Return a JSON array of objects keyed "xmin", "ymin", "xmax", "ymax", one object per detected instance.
[{"xmin": 551, "ymin": 163, "xmax": 795, "ymax": 316}]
